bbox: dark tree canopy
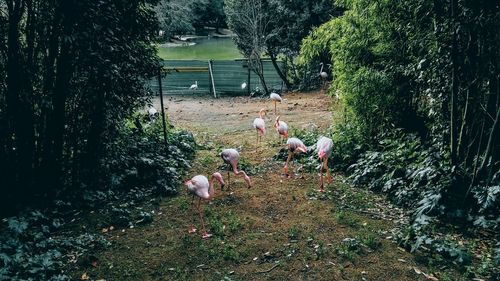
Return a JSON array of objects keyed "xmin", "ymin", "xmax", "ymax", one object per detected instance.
[{"xmin": 0, "ymin": 0, "xmax": 160, "ymax": 210}]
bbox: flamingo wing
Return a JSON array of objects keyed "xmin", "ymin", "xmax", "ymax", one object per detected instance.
[
  {"xmin": 221, "ymin": 149, "xmax": 239, "ymax": 164},
  {"xmin": 191, "ymin": 175, "xmax": 210, "ymax": 199},
  {"xmin": 277, "ymin": 121, "xmax": 288, "ymax": 135},
  {"xmin": 287, "ymin": 137, "xmax": 307, "ymax": 152},
  {"xmin": 270, "ymin": 93, "xmax": 282, "ymax": 102},
  {"xmin": 317, "ymin": 136, "xmax": 333, "ymax": 157},
  {"xmin": 253, "ymin": 118, "xmax": 265, "ymax": 132}
]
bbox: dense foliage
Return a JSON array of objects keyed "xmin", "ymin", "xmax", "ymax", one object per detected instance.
[
  {"xmin": 299, "ymin": 0, "xmax": 500, "ymax": 276},
  {"xmin": 0, "ymin": 0, "xmax": 162, "ymax": 212},
  {"xmin": 300, "ymin": 0, "xmax": 500, "ymax": 225},
  {"xmin": 0, "ymin": 123, "xmax": 196, "ymax": 280}
]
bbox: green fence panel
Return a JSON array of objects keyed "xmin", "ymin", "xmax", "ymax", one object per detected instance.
[{"xmin": 148, "ymin": 59, "xmax": 286, "ymax": 96}]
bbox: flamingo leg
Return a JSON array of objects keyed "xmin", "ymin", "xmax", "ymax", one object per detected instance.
[
  {"xmin": 284, "ymin": 151, "xmax": 292, "ymax": 177},
  {"xmin": 325, "ymin": 157, "xmax": 332, "ymax": 183},
  {"xmin": 318, "ymin": 158, "xmax": 325, "ymax": 192},
  {"xmin": 196, "ymin": 198, "xmax": 211, "ymax": 239},
  {"xmin": 188, "ymin": 195, "xmax": 197, "ymax": 233},
  {"xmin": 274, "ymin": 101, "xmax": 277, "ymax": 115}
]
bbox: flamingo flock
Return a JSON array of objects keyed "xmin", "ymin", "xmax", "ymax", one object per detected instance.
[{"xmin": 184, "ymin": 92, "xmax": 334, "ymax": 239}]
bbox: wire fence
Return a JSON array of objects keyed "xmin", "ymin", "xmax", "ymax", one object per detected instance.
[{"xmin": 148, "ymin": 59, "xmax": 286, "ymax": 96}]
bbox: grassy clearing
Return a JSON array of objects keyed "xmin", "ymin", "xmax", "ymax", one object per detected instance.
[
  {"xmin": 68, "ymin": 93, "xmax": 463, "ymax": 281},
  {"xmin": 157, "ymin": 37, "xmax": 241, "ymax": 60}
]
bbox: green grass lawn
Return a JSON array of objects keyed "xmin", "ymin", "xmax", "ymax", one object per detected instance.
[{"xmin": 157, "ymin": 37, "xmax": 242, "ymax": 60}]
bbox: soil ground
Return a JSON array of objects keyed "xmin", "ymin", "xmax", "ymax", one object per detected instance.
[{"xmin": 73, "ymin": 92, "xmax": 445, "ymax": 280}]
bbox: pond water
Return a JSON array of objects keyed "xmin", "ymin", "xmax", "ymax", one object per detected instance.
[{"xmin": 157, "ymin": 37, "xmax": 242, "ymax": 60}]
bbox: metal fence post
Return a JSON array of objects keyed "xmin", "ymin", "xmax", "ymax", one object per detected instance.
[
  {"xmin": 247, "ymin": 61, "xmax": 251, "ymax": 95},
  {"xmin": 158, "ymin": 67, "xmax": 168, "ymax": 146},
  {"xmin": 208, "ymin": 60, "xmax": 217, "ymax": 98}
]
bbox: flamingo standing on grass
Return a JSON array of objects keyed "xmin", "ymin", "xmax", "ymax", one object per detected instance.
[
  {"xmin": 185, "ymin": 173, "xmax": 225, "ymax": 239},
  {"xmin": 274, "ymin": 116, "xmax": 288, "ymax": 144},
  {"xmin": 220, "ymin": 149, "xmax": 252, "ymax": 189},
  {"xmin": 283, "ymin": 138, "xmax": 308, "ymax": 177},
  {"xmin": 316, "ymin": 136, "xmax": 334, "ymax": 192},
  {"xmin": 270, "ymin": 92, "xmax": 282, "ymax": 115},
  {"xmin": 253, "ymin": 108, "xmax": 267, "ymax": 144}
]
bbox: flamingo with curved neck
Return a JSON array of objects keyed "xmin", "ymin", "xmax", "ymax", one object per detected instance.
[
  {"xmin": 253, "ymin": 108, "xmax": 267, "ymax": 145},
  {"xmin": 316, "ymin": 136, "xmax": 334, "ymax": 192},
  {"xmin": 284, "ymin": 137, "xmax": 308, "ymax": 178},
  {"xmin": 270, "ymin": 93, "xmax": 282, "ymax": 115},
  {"xmin": 185, "ymin": 172, "xmax": 225, "ymax": 239},
  {"xmin": 274, "ymin": 115, "xmax": 288, "ymax": 144},
  {"xmin": 220, "ymin": 149, "xmax": 252, "ymax": 190}
]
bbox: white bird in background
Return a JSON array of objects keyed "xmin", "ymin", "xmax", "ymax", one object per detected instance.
[
  {"xmin": 319, "ymin": 63, "xmax": 328, "ymax": 94},
  {"xmin": 148, "ymin": 106, "xmax": 158, "ymax": 121},
  {"xmin": 270, "ymin": 92, "xmax": 282, "ymax": 115},
  {"xmin": 189, "ymin": 81, "xmax": 198, "ymax": 92},
  {"xmin": 253, "ymin": 108, "xmax": 267, "ymax": 145},
  {"xmin": 241, "ymin": 82, "xmax": 248, "ymax": 90},
  {"xmin": 316, "ymin": 136, "xmax": 334, "ymax": 192},
  {"xmin": 319, "ymin": 62, "xmax": 328, "ymax": 79},
  {"xmin": 185, "ymin": 173, "xmax": 225, "ymax": 239}
]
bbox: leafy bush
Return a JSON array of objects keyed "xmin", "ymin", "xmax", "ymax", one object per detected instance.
[
  {"xmin": 0, "ymin": 116, "xmax": 196, "ymax": 281},
  {"xmin": 0, "ymin": 210, "xmax": 109, "ymax": 281},
  {"xmin": 103, "ymin": 118, "xmax": 195, "ymax": 196}
]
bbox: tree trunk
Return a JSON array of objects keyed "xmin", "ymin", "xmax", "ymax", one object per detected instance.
[
  {"xmin": 6, "ymin": 0, "xmax": 35, "ymax": 200},
  {"xmin": 268, "ymin": 50, "xmax": 291, "ymax": 89},
  {"xmin": 450, "ymin": 0, "xmax": 459, "ymax": 166},
  {"xmin": 41, "ymin": 0, "xmax": 75, "ymax": 192}
]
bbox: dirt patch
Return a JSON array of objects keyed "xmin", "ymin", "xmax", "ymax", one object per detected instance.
[{"xmin": 72, "ymin": 92, "xmax": 444, "ymax": 281}]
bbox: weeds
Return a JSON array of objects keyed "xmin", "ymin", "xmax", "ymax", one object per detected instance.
[
  {"xmin": 288, "ymin": 225, "xmax": 300, "ymax": 240},
  {"xmin": 206, "ymin": 209, "xmax": 242, "ymax": 237},
  {"xmin": 360, "ymin": 234, "xmax": 382, "ymax": 251},
  {"xmin": 335, "ymin": 210, "xmax": 359, "ymax": 228},
  {"xmin": 336, "ymin": 238, "xmax": 361, "ymax": 262}
]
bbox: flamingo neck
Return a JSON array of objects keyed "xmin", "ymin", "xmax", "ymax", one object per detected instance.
[
  {"xmin": 259, "ymin": 109, "xmax": 266, "ymax": 118},
  {"xmin": 235, "ymin": 170, "xmax": 247, "ymax": 177},
  {"xmin": 231, "ymin": 163, "xmax": 239, "ymax": 174},
  {"xmin": 320, "ymin": 64, "xmax": 324, "ymax": 74},
  {"xmin": 209, "ymin": 179, "xmax": 215, "ymax": 198}
]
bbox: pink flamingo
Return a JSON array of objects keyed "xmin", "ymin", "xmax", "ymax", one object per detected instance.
[
  {"xmin": 274, "ymin": 116, "xmax": 288, "ymax": 144},
  {"xmin": 270, "ymin": 92, "xmax": 282, "ymax": 115},
  {"xmin": 319, "ymin": 63, "xmax": 328, "ymax": 94},
  {"xmin": 316, "ymin": 136, "xmax": 334, "ymax": 192},
  {"xmin": 220, "ymin": 149, "xmax": 252, "ymax": 189},
  {"xmin": 284, "ymin": 137, "xmax": 308, "ymax": 177},
  {"xmin": 253, "ymin": 108, "xmax": 267, "ymax": 144},
  {"xmin": 185, "ymin": 173, "xmax": 225, "ymax": 239}
]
